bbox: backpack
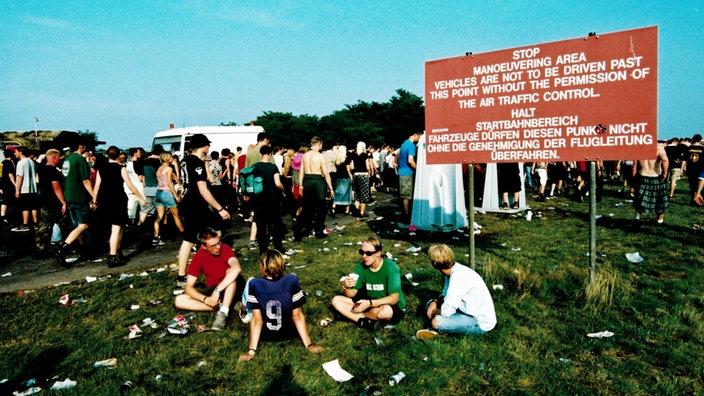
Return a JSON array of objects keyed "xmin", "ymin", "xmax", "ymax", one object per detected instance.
[{"xmin": 239, "ymin": 166, "xmax": 264, "ymax": 196}]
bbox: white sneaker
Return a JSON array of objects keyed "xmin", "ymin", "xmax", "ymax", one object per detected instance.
[{"xmin": 211, "ymin": 311, "xmax": 227, "ymax": 331}]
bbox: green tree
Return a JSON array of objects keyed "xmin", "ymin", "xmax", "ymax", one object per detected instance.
[{"xmin": 76, "ymin": 129, "xmax": 102, "ymax": 149}]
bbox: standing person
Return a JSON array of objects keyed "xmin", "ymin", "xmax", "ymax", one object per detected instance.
[
  {"xmin": 416, "ymin": 244, "xmax": 497, "ymax": 339},
  {"xmin": 124, "ymin": 147, "xmax": 145, "ymax": 227},
  {"xmin": 137, "ymin": 145, "xmax": 161, "ymax": 230},
  {"xmin": 174, "ymin": 227, "xmax": 243, "ymax": 331},
  {"xmin": 331, "ymin": 145, "xmax": 353, "ymax": 217},
  {"xmin": 208, "ymin": 151, "xmax": 224, "ymax": 205},
  {"xmin": 54, "ymin": 139, "xmax": 97, "ymax": 268},
  {"xmin": 152, "ymin": 152, "xmax": 184, "ymax": 246},
  {"xmin": 531, "ymin": 161, "xmax": 548, "ymax": 202},
  {"xmin": 0, "ymin": 149, "xmax": 17, "ymax": 224},
  {"xmin": 664, "ymin": 137, "xmax": 685, "ymax": 200},
  {"xmin": 175, "ymin": 134, "xmax": 231, "ymax": 287},
  {"xmin": 12, "ymin": 147, "xmax": 39, "ymax": 232},
  {"xmin": 253, "ymin": 145, "xmax": 285, "ymax": 253},
  {"xmin": 93, "ymin": 146, "xmax": 147, "ymax": 267},
  {"xmin": 497, "ymin": 162, "xmax": 521, "ymax": 209},
  {"xmin": 35, "ymin": 149, "xmax": 67, "ymax": 257},
  {"xmin": 684, "ymin": 134, "xmax": 704, "ymax": 205},
  {"xmin": 331, "ymin": 236, "xmax": 406, "ymax": 330},
  {"xmin": 349, "ymin": 141, "xmax": 374, "ymax": 218},
  {"xmin": 295, "ymin": 136, "xmax": 334, "ymax": 241},
  {"xmin": 397, "ymin": 132, "xmax": 423, "ymax": 226},
  {"xmin": 633, "ymin": 143, "xmax": 669, "ymax": 225},
  {"xmin": 290, "ymin": 146, "xmax": 307, "ymax": 220},
  {"xmin": 238, "ymin": 249, "xmax": 323, "ymax": 361}
]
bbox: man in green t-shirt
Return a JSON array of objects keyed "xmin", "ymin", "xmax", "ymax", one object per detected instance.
[
  {"xmin": 54, "ymin": 139, "xmax": 96, "ymax": 268},
  {"xmin": 331, "ymin": 236, "xmax": 406, "ymax": 330}
]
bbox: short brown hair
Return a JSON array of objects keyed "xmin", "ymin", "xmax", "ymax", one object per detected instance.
[
  {"xmin": 197, "ymin": 227, "xmax": 221, "ymax": 245},
  {"xmin": 428, "ymin": 244, "xmax": 454, "ymax": 270},
  {"xmin": 260, "ymin": 249, "xmax": 286, "ymax": 280}
]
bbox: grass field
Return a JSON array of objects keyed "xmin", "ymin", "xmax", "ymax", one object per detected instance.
[{"xmin": 1, "ymin": 180, "xmax": 703, "ymax": 395}]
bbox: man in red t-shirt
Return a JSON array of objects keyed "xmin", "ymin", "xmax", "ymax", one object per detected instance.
[{"xmin": 174, "ymin": 227, "xmax": 243, "ymax": 331}]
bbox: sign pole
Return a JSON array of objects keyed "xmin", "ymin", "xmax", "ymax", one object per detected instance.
[
  {"xmin": 588, "ymin": 161, "xmax": 597, "ymax": 283},
  {"xmin": 468, "ymin": 164, "xmax": 476, "ymax": 270}
]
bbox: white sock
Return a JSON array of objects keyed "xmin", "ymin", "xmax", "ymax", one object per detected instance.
[{"xmin": 219, "ymin": 306, "xmax": 229, "ymax": 316}]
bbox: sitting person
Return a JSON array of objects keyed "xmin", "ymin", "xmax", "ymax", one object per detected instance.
[
  {"xmin": 416, "ymin": 244, "xmax": 497, "ymax": 339},
  {"xmin": 239, "ymin": 249, "xmax": 323, "ymax": 361},
  {"xmin": 174, "ymin": 227, "xmax": 243, "ymax": 331},
  {"xmin": 331, "ymin": 236, "xmax": 406, "ymax": 330}
]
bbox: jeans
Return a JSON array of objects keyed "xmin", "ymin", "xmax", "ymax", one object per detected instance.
[{"xmin": 426, "ymin": 299, "xmax": 486, "ymax": 336}]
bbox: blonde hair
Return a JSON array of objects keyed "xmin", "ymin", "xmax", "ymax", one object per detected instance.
[
  {"xmin": 428, "ymin": 244, "xmax": 455, "ymax": 269},
  {"xmin": 159, "ymin": 152, "xmax": 173, "ymax": 164},
  {"xmin": 356, "ymin": 141, "xmax": 366, "ymax": 155},
  {"xmin": 335, "ymin": 145, "xmax": 347, "ymax": 165},
  {"xmin": 260, "ymin": 249, "xmax": 286, "ymax": 280}
]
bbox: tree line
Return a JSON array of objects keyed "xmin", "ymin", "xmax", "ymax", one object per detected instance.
[{"xmin": 221, "ymin": 88, "xmax": 425, "ymax": 149}]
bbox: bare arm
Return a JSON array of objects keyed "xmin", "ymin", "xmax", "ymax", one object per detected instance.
[
  {"xmin": 121, "ymin": 167, "xmax": 147, "ymax": 205},
  {"xmin": 197, "ymin": 180, "xmax": 230, "ymax": 220},
  {"xmin": 239, "ymin": 310, "xmax": 264, "ymax": 361},
  {"xmin": 292, "ymin": 308, "xmax": 323, "ymax": 353},
  {"xmin": 51, "ymin": 181, "xmax": 67, "ymax": 215}
]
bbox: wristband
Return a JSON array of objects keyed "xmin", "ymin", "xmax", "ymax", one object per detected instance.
[
  {"xmin": 202, "ymin": 296, "xmax": 207, "ymax": 303},
  {"xmin": 369, "ymin": 299, "xmax": 373, "ymax": 307},
  {"xmin": 214, "ymin": 286, "xmax": 219, "ymax": 293}
]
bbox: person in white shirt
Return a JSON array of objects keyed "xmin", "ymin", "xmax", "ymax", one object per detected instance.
[{"xmin": 416, "ymin": 244, "xmax": 497, "ymax": 339}]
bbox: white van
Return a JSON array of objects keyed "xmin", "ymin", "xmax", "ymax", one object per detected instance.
[{"xmin": 151, "ymin": 125, "xmax": 263, "ymax": 156}]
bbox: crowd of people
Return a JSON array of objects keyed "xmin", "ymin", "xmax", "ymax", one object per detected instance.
[{"xmin": 1, "ymin": 130, "xmax": 702, "ymax": 354}]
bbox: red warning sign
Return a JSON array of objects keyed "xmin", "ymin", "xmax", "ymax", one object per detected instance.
[{"xmin": 424, "ymin": 26, "xmax": 658, "ymax": 164}]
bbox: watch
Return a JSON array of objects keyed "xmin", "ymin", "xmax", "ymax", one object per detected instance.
[{"xmin": 248, "ymin": 349, "xmax": 256, "ymax": 356}]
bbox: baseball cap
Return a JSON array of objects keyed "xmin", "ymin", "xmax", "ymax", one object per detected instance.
[{"xmin": 189, "ymin": 134, "xmax": 211, "ymax": 149}]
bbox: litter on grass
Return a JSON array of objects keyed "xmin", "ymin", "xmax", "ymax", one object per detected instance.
[
  {"xmin": 50, "ymin": 378, "xmax": 77, "ymax": 390},
  {"xmin": 322, "ymin": 359, "xmax": 354, "ymax": 382},
  {"xmin": 492, "ymin": 284, "xmax": 504, "ymax": 291},
  {"xmin": 12, "ymin": 386, "xmax": 41, "ymax": 395},
  {"xmin": 1, "ymin": 272, "xmax": 11, "ymax": 277},
  {"xmin": 625, "ymin": 252, "xmax": 644, "ymax": 263},
  {"xmin": 93, "ymin": 358, "xmax": 117, "ymax": 368},
  {"xmin": 406, "ymin": 246, "xmax": 422, "ymax": 253},
  {"xmin": 404, "ymin": 273, "xmax": 419, "ymax": 286},
  {"xmin": 587, "ymin": 330, "xmax": 614, "ymax": 338}
]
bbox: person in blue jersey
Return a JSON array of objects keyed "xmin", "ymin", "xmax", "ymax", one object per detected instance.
[{"xmin": 239, "ymin": 249, "xmax": 323, "ymax": 361}]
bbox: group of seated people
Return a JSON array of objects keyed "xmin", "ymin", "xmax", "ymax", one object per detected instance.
[{"xmin": 174, "ymin": 228, "xmax": 497, "ymax": 359}]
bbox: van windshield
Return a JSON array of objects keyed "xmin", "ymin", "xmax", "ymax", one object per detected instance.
[{"xmin": 152, "ymin": 136, "xmax": 181, "ymax": 153}]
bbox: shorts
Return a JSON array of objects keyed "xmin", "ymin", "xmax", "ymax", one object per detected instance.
[
  {"xmin": 155, "ymin": 189, "xmax": 178, "ymax": 209},
  {"xmin": 352, "ymin": 290, "xmax": 405, "ymax": 324},
  {"xmin": 667, "ymin": 168, "xmax": 681, "ymax": 183},
  {"xmin": 18, "ymin": 193, "xmax": 40, "ymax": 211},
  {"xmin": 182, "ymin": 206, "xmax": 210, "ymax": 244},
  {"xmin": 535, "ymin": 168, "xmax": 548, "ymax": 187},
  {"xmin": 398, "ymin": 175, "xmax": 414, "ymax": 200},
  {"xmin": 140, "ymin": 187, "xmax": 157, "ymax": 216},
  {"xmin": 67, "ymin": 202, "xmax": 92, "ymax": 227}
]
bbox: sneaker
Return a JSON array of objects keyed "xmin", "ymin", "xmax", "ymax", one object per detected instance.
[
  {"xmin": 357, "ymin": 317, "xmax": 378, "ymax": 331},
  {"xmin": 152, "ymin": 236, "xmax": 165, "ymax": 247},
  {"xmin": 53, "ymin": 246, "xmax": 71, "ymax": 268},
  {"xmin": 499, "ymin": 202, "xmax": 508, "ymax": 209},
  {"xmin": 239, "ymin": 307, "xmax": 252, "ymax": 324},
  {"xmin": 416, "ymin": 329, "xmax": 444, "ymax": 339},
  {"xmin": 511, "ymin": 202, "xmax": 520, "ymax": 209},
  {"xmin": 211, "ymin": 311, "xmax": 227, "ymax": 331},
  {"xmin": 107, "ymin": 255, "xmax": 126, "ymax": 268},
  {"xmin": 11, "ymin": 225, "xmax": 30, "ymax": 232},
  {"xmin": 175, "ymin": 276, "xmax": 187, "ymax": 288}
]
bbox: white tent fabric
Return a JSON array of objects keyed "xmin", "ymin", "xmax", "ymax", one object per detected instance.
[
  {"xmin": 410, "ymin": 135, "xmax": 468, "ymax": 232},
  {"xmin": 479, "ymin": 162, "xmax": 528, "ymax": 213}
]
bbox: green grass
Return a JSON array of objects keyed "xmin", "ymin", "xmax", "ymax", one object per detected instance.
[{"xmin": 1, "ymin": 181, "xmax": 703, "ymax": 395}]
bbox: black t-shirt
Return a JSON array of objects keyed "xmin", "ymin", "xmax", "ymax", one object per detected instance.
[
  {"xmin": 334, "ymin": 157, "xmax": 351, "ymax": 180},
  {"xmin": 665, "ymin": 145, "xmax": 685, "ymax": 169},
  {"xmin": 686, "ymin": 145, "xmax": 704, "ymax": 177},
  {"xmin": 1, "ymin": 159, "xmax": 16, "ymax": 188},
  {"xmin": 181, "ymin": 154, "xmax": 208, "ymax": 210},
  {"xmin": 350, "ymin": 152, "xmax": 370, "ymax": 173},
  {"xmin": 253, "ymin": 161, "xmax": 280, "ymax": 194},
  {"xmin": 38, "ymin": 164, "xmax": 63, "ymax": 210}
]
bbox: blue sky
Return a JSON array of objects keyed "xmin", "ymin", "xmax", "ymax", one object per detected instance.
[{"xmin": 1, "ymin": 1, "xmax": 701, "ymax": 149}]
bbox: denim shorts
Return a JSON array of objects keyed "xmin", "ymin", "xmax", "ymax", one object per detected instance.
[
  {"xmin": 67, "ymin": 202, "xmax": 91, "ymax": 227},
  {"xmin": 155, "ymin": 189, "xmax": 178, "ymax": 209}
]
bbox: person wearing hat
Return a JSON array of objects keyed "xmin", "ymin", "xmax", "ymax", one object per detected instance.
[{"xmin": 175, "ymin": 134, "xmax": 231, "ymax": 287}]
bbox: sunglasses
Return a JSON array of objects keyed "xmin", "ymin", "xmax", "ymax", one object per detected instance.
[{"xmin": 358, "ymin": 249, "xmax": 378, "ymax": 256}]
